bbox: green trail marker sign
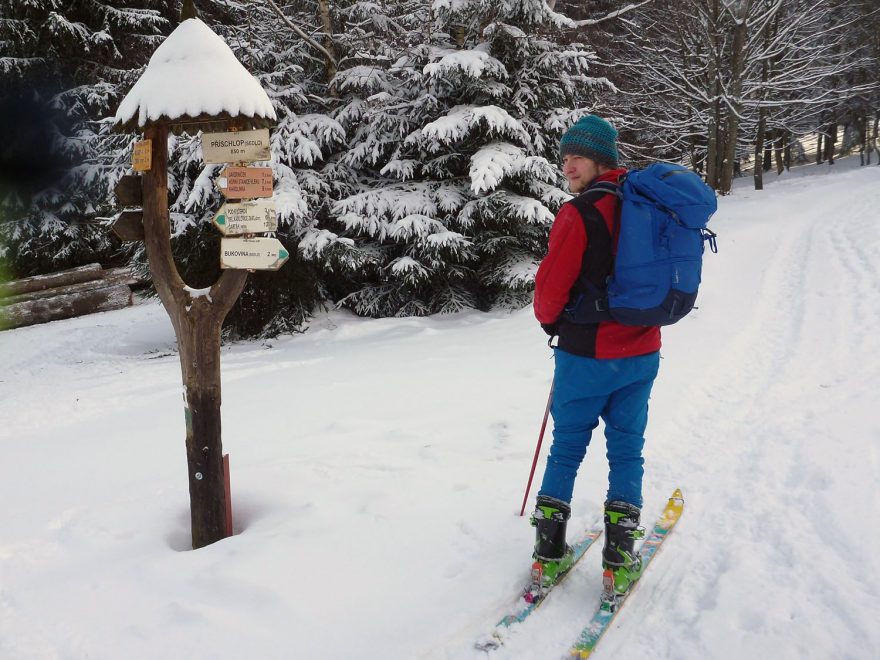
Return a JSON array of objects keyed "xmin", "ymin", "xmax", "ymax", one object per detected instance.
[
  {"xmin": 212, "ymin": 199, "xmax": 277, "ymax": 236},
  {"xmin": 220, "ymin": 237, "xmax": 289, "ymax": 271}
]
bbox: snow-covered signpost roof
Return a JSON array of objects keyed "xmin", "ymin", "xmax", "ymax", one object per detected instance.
[
  {"xmin": 112, "ymin": 7, "xmax": 280, "ymax": 550},
  {"xmin": 114, "ymin": 17, "xmax": 276, "ymax": 134}
]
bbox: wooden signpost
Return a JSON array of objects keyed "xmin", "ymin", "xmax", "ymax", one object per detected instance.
[
  {"xmin": 132, "ymin": 139, "xmax": 152, "ymax": 172},
  {"xmin": 112, "ymin": 7, "xmax": 282, "ymax": 549},
  {"xmin": 202, "ymin": 128, "xmax": 271, "ymax": 164},
  {"xmin": 216, "ymin": 166, "xmax": 273, "ymax": 199},
  {"xmin": 212, "ymin": 199, "xmax": 277, "ymax": 235},
  {"xmin": 220, "ymin": 237, "xmax": 289, "ymax": 270}
]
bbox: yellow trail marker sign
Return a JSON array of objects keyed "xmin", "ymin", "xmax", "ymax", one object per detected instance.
[
  {"xmin": 212, "ymin": 199, "xmax": 277, "ymax": 236},
  {"xmin": 216, "ymin": 166, "xmax": 273, "ymax": 199},
  {"xmin": 202, "ymin": 128, "xmax": 271, "ymax": 164},
  {"xmin": 220, "ymin": 237, "xmax": 289, "ymax": 271},
  {"xmin": 132, "ymin": 139, "xmax": 152, "ymax": 172}
]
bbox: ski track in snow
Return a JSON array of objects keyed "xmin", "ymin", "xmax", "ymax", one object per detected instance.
[{"xmin": 1, "ymin": 159, "xmax": 879, "ymax": 660}]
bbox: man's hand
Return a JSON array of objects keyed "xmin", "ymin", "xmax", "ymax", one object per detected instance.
[{"xmin": 541, "ymin": 322, "xmax": 559, "ymax": 337}]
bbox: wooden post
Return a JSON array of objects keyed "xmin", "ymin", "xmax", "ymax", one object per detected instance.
[{"xmin": 141, "ymin": 124, "xmax": 248, "ymax": 549}]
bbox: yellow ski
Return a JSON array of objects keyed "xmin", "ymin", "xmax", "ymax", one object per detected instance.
[{"xmin": 568, "ymin": 489, "xmax": 685, "ymax": 658}]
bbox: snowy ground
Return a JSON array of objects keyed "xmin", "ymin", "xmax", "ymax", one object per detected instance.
[{"xmin": 1, "ymin": 158, "xmax": 878, "ymax": 660}]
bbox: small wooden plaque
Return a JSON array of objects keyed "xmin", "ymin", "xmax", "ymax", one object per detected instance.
[{"xmin": 132, "ymin": 139, "xmax": 152, "ymax": 172}]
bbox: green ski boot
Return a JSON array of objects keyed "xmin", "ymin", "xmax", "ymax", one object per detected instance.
[
  {"xmin": 601, "ymin": 500, "xmax": 645, "ymax": 601},
  {"xmin": 530, "ymin": 495, "xmax": 575, "ymax": 588}
]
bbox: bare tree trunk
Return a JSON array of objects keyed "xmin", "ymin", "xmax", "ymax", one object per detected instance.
[
  {"xmin": 774, "ymin": 131, "xmax": 784, "ymax": 174},
  {"xmin": 142, "ymin": 125, "xmax": 248, "ymax": 550},
  {"xmin": 858, "ymin": 114, "xmax": 867, "ymax": 165},
  {"xmin": 754, "ymin": 110, "xmax": 767, "ymax": 190},
  {"xmin": 816, "ymin": 131, "xmax": 824, "ymax": 164},
  {"xmin": 825, "ymin": 122, "xmax": 837, "ymax": 164},
  {"xmin": 705, "ymin": 0, "xmax": 721, "ymax": 189},
  {"xmin": 782, "ymin": 130, "xmax": 791, "ymax": 171},
  {"xmin": 317, "ymin": 0, "xmax": 338, "ymax": 91},
  {"xmin": 719, "ymin": 0, "xmax": 751, "ymax": 194},
  {"xmin": 868, "ymin": 111, "xmax": 880, "ymax": 165}
]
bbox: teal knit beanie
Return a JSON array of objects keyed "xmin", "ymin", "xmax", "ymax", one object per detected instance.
[{"xmin": 559, "ymin": 115, "xmax": 619, "ymax": 168}]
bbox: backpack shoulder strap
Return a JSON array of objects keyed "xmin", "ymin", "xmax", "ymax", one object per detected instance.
[
  {"xmin": 562, "ymin": 182, "xmax": 621, "ymax": 325},
  {"xmin": 586, "ymin": 180, "xmax": 623, "ymax": 198}
]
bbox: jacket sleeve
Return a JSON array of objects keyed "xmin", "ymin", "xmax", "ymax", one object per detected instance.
[{"xmin": 534, "ymin": 203, "xmax": 587, "ymax": 324}]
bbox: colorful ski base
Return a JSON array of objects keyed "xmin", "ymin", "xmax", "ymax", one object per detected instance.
[
  {"xmin": 474, "ymin": 526, "xmax": 603, "ymax": 652},
  {"xmin": 567, "ymin": 489, "xmax": 684, "ymax": 659}
]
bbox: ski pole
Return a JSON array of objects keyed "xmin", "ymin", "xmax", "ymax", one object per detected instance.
[{"xmin": 519, "ymin": 382, "xmax": 554, "ymax": 516}]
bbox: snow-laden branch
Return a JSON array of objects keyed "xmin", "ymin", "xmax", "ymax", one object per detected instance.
[
  {"xmin": 263, "ymin": 0, "xmax": 337, "ymax": 67},
  {"xmin": 547, "ymin": 0, "xmax": 653, "ymax": 29}
]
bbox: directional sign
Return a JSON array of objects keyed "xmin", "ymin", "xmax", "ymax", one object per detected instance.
[
  {"xmin": 202, "ymin": 128, "xmax": 271, "ymax": 164},
  {"xmin": 111, "ymin": 210, "xmax": 145, "ymax": 242},
  {"xmin": 220, "ymin": 237, "xmax": 289, "ymax": 271},
  {"xmin": 132, "ymin": 139, "xmax": 152, "ymax": 172},
  {"xmin": 216, "ymin": 166, "xmax": 273, "ymax": 199},
  {"xmin": 114, "ymin": 175, "xmax": 142, "ymax": 206},
  {"xmin": 212, "ymin": 199, "xmax": 277, "ymax": 236}
]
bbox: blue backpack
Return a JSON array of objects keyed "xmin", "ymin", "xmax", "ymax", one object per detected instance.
[{"xmin": 563, "ymin": 162, "xmax": 718, "ymax": 327}]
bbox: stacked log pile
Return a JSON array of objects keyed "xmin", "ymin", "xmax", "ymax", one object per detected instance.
[{"xmin": 0, "ymin": 263, "xmax": 148, "ymax": 330}]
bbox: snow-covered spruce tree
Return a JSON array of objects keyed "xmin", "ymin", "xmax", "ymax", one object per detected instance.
[
  {"xmin": 300, "ymin": 0, "xmax": 612, "ymax": 316},
  {"xmin": 0, "ymin": 0, "xmax": 171, "ymax": 276}
]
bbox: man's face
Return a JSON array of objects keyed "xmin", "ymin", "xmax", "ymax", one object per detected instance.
[{"xmin": 562, "ymin": 155, "xmax": 600, "ymax": 194}]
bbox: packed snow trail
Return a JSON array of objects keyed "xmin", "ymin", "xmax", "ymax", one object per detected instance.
[{"xmin": 0, "ymin": 159, "xmax": 878, "ymax": 660}]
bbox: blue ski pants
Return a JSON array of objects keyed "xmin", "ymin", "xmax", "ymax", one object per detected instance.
[{"xmin": 538, "ymin": 348, "xmax": 660, "ymax": 508}]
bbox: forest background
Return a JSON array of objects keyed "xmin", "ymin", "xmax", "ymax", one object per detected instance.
[{"xmin": 1, "ymin": 0, "xmax": 878, "ymax": 339}]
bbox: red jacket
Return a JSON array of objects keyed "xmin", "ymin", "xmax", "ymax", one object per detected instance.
[{"xmin": 534, "ymin": 169, "xmax": 661, "ymax": 359}]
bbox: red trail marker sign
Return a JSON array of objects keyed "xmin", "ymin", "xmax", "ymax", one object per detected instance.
[{"xmin": 216, "ymin": 166, "xmax": 273, "ymax": 199}]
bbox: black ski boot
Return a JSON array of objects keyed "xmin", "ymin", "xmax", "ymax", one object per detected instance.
[
  {"xmin": 530, "ymin": 495, "xmax": 575, "ymax": 587},
  {"xmin": 602, "ymin": 500, "xmax": 644, "ymax": 598}
]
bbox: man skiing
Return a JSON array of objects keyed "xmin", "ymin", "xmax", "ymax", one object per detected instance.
[{"xmin": 530, "ymin": 115, "xmax": 661, "ymax": 598}]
